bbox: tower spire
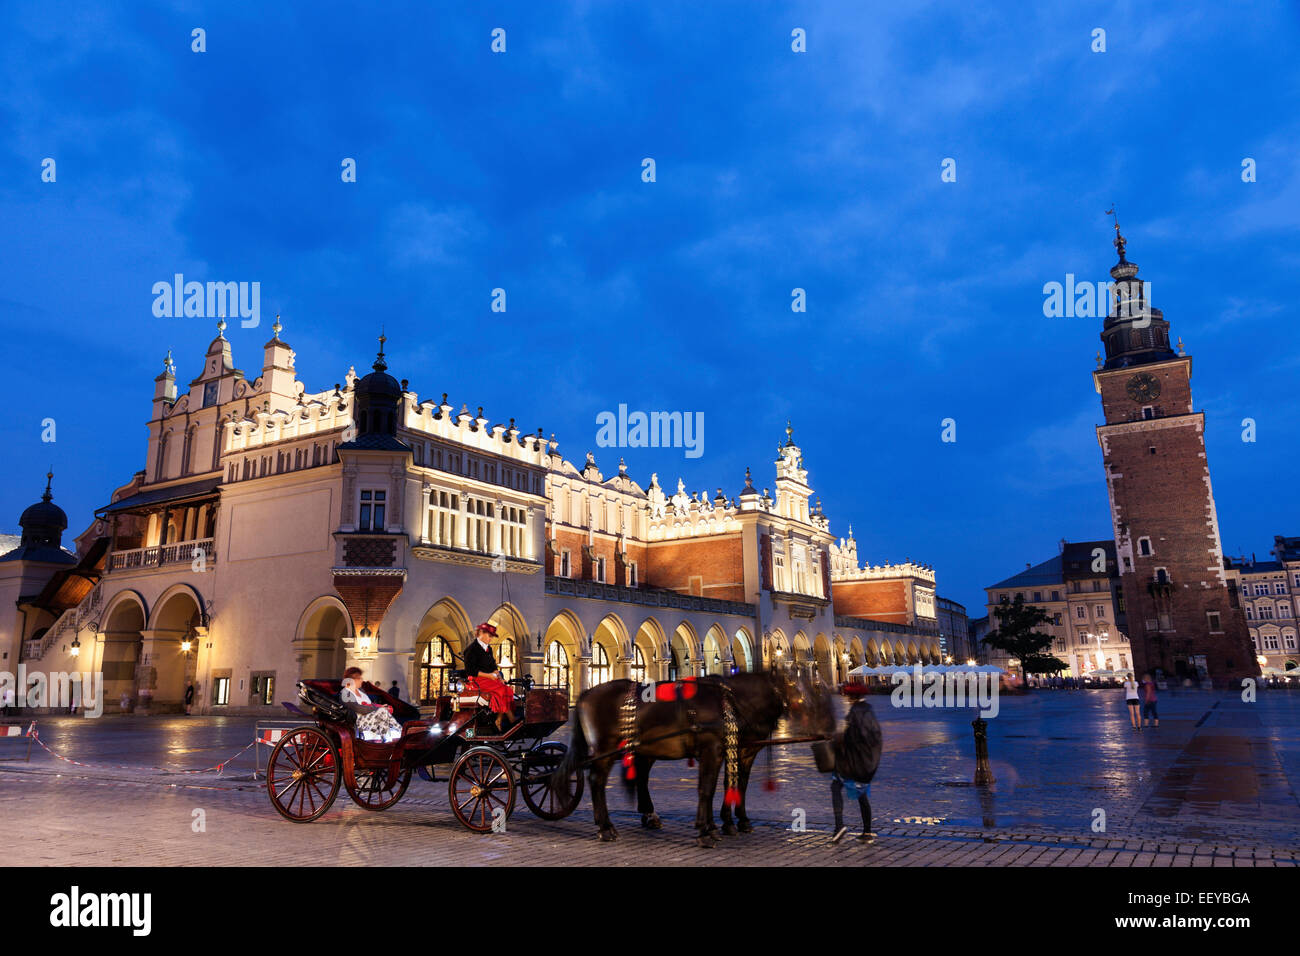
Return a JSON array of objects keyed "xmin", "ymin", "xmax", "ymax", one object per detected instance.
[
  {"xmin": 1106, "ymin": 205, "xmax": 1126, "ymax": 262},
  {"xmin": 43, "ymin": 468, "xmax": 53, "ymax": 502},
  {"xmin": 374, "ymin": 328, "xmax": 388, "ymax": 372}
]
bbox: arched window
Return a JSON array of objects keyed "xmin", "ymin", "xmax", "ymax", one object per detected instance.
[
  {"xmin": 543, "ymin": 641, "xmax": 569, "ymax": 689},
  {"xmin": 419, "ymin": 637, "xmax": 453, "ymax": 704},
  {"xmin": 496, "ymin": 638, "xmax": 516, "ymax": 682},
  {"xmin": 629, "ymin": 645, "xmax": 647, "ymax": 685},
  {"xmin": 590, "ymin": 642, "xmax": 611, "ymax": 687}
]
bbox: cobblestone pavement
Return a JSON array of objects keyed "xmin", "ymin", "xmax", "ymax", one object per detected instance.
[{"xmin": 2, "ymin": 688, "xmax": 1298, "ymax": 866}]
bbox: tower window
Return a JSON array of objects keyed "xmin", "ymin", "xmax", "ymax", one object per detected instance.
[
  {"xmin": 1138, "ymin": 537, "xmax": 1152, "ymax": 556},
  {"xmin": 1148, "ymin": 445, "xmax": 1157, "ymax": 454},
  {"xmin": 358, "ymin": 489, "xmax": 386, "ymax": 532},
  {"xmin": 1142, "ymin": 408, "xmax": 1155, "ymax": 421}
]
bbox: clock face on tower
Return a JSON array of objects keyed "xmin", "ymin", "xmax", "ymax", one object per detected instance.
[{"xmin": 1126, "ymin": 372, "xmax": 1161, "ymax": 403}]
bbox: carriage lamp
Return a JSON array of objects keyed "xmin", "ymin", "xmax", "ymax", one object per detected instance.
[
  {"xmin": 180, "ymin": 634, "xmax": 194, "ymax": 654},
  {"xmin": 70, "ymin": 636, "xmax": 81, "ymax": 658}
]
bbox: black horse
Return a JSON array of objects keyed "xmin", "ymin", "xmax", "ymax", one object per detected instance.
[
  {"xmin": 553, "ymin": 669, "xmax": 832, "ymax": 846},
  {"xmin": 633, "ymin": 670, "xmax": 836, "ymax": 837}
]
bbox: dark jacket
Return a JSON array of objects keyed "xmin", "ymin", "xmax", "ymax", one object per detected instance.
[
  {"xmin": 833, "ymin": 700, "xmax": 882, "ymax": 783},
  {"xmin": 463, "ymin": 640, "xmax": 498, "ymax": 676}
]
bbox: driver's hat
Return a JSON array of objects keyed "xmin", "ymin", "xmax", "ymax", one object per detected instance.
[{"xmin": 476, "ymin": 622, "xmax": 498, "ymax": 637}]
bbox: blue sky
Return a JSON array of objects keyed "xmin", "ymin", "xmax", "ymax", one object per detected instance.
[{"xmin": 2, "ymin": 1, "xmax": 1297, "ymax": 615}]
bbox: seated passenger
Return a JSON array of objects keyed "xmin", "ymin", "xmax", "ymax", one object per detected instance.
[
  {"xmin": 463, "ymin": 623, "xmax": 515, "ymax": 732},
  {"xmin": 340, "ymin": 667, "xmax": 402, "ymax": 742}
]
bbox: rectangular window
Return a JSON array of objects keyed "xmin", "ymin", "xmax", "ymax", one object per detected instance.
[
  {"xmin": 1033, "ymin": 591, "xmax": 1042, "ymax": 602},
  {"xmin": 1051, "ymin": 590, "xmax": 1060, "ymax": 602},
  {"xmin": 359, "ymin": 490, "xmax": 386, "ymax": 532},
  {"xmin": 560, "ymin": 550, "xmax": 571, "ymax": 578},
  {"xmin": 628, "ymin": 562, "xmax": 638, "ymax": 588},
  {"xmin": 212, "ymin": 677, "xmax": 230, "ymax": 706},
  {"xmin": 1260, "ymin": 605, "xmax": 1275, "ymax": 620},
  {"xmin": 250, "ymin": 672, "xmax": 276, "ymax": 706},
  {"xmin": 1075, "ymin": 606, "xmax": 1086, "ymax": 619},
  {"xmin": 1096, "ymin": 604, "xmax": 1106, "ymax": 617},
  {"xmin": 596, "ymin": 556, "xmax": 606, "ymax": 583},
  {"xmin": 1207, "ymin": 612, "xmax": 1221, "ymax": 632}
]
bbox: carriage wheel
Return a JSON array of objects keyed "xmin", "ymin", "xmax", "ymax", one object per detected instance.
[
  {"xmin": 519, "ymin": 741, "xmax": 584, "ymax": 820},
  {"xmin": 349, "ymin": 765, "xmax": 412, "ymax": 811},
  {"xmin": 449, "ymin": 746, "xmax": 515, "ymax": 833},
  {"xmin": 267, "ymin": 727, "xmax": 341, "ymax": 823}
]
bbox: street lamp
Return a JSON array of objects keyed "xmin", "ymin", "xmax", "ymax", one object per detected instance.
[
  {"xmin": 70, "ymin": 635, "xmax": 81, "ymax": 658},
  {"xmin": 357, "ymin": 626, "xmax": 375, "ymax": 659}
]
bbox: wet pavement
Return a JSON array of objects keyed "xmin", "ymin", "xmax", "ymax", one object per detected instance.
[{"xmin": 2, "ymin": 687, "xmax": 1298, "ymax": 864}]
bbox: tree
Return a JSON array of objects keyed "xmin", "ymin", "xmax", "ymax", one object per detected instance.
[{"xmin": 982, "ymin": 595, "xmax": 1067, "ymax": 687}]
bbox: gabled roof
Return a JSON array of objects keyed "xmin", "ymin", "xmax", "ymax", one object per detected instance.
[
  {"xmin": 988, "ymin": 554, "xmax": 1063, "ymax": 591},
  {"xmin": 98, "ymin": 476, "xmax": 221, "ymax": 516}
]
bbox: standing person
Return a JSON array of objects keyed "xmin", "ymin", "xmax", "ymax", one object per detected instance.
[
  {"xmin": 829, "ymin": 689, "xmax": 883, "ymax": 844},
  {"xmin": 184, "ymin": 683, "xmax": 195, "ymax": 716},
  {"xmin": 119, "ymin": 691, "xmax": 131, "ymax": 715},
  {"xmin": 388, "ymin": 680, "xmax": 401, "ymax": 701},
  {"xmin": 2, "ymin": 685, "xmax": 14, "ymax": 716},
  {"xmin": 1140, "ymin": 673, "xmax": 1159, "ymax": 728},
  {"xmin": 1122, "ymin": 673, "xmax": 1141, "ymax": 729}
]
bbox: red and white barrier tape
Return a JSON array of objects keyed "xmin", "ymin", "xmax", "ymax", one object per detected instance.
[{"xmin": 24, "ymin": 724, "xmax": 257, "ymax": 776}]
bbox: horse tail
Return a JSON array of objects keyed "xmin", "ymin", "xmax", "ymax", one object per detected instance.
[{"xmin": 551, "ymin": 706, "xmax": 589, "ymax": 790}]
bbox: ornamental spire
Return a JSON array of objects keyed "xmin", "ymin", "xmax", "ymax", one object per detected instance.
[
  {"xmin": 43, "ymin": 469, "xmax": 53, "ymax": 502},
  {"xmin": 1106, "ymin": 204, "xmax": 1126, "ymax": 262},
  {"xmin": 373, "ymin": 328, "xmax": 388, "ymax": 372}
]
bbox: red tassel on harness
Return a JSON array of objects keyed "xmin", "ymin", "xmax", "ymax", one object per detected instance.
[
  {"xmin": 620, "ymin": 740, "xmax": 635, "ymax": 781},
  {"xmin": 724, "ymin": 787, "xmax": 741, "ymax": 809}
]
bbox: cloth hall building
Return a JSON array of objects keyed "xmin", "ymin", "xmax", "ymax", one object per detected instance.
[{"xmin": 0, "ymin": 323, "xmax": 943, "ymax": 714}]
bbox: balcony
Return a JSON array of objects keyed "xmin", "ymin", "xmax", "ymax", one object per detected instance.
[{"xmin": 108, "ymin": 538, "xmax": 216, "ymax": 572}]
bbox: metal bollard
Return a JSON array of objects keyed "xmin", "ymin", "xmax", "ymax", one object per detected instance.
[{"xmin": 972, "ymin": 717, "xmax": 994, "ymax": 786}]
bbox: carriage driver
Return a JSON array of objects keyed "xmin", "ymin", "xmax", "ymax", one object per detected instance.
[{"xmin": 463, "ymin": 623, "xmax": 516, "ymax": 732}]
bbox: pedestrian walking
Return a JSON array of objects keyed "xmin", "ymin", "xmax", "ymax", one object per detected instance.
[
  {"xmin": 1122, "ymin": 673, "xmax": 1141, "ymax": 729},
  {"xmin": 388, "ymin": 680, "xmax": 401, "ymax": 701},
  {"xmin": 1, "ymin": 686, "xmax": 14, "ymax": 716},
  {"xmin": 825, "ymin": 688, "xmax": 883, "ymax": 844},
  {"xmin": 1140, "ymin": 673, "xmax": 1159, "ymax": 728},
  {"xmin": 184, "ymin": 683, "xmax": 195, "ymax": 716}
]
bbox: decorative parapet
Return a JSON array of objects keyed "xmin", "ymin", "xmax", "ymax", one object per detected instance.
[
  {"xmin": 412, "ymin": 544, "xmax": 542, "ymax": 575},
  {"xmin": 224, "ymin": 383, "xmax": 352, "ymax": 453},
  {"xmin": 545, "ymin": 575, "xmax": 755, "ymax": 618},
  {"xmin": 830, "ymin": 560, "xmax": 936, "ymax": 584}
]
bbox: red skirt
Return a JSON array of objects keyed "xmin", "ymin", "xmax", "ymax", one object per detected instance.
[{"xmin": 466, "ymin": 675, "xmax": 513, "ymax": 714}]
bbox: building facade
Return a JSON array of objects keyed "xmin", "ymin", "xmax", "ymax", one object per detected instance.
[
  {"xmin": 1092, "ymin": 224, "xmax": 1256, "ymax": 686},
  {"xmin": 1224, "ymin": 536, "xmax": 1300, "ymax": 674},
  {"xmin": 983, "ymin": 539, "xmax": 1133, "ymax": 678},
  {"xmin": 1, "ymin": 323, "xmax": 944, "ymax": 714}
]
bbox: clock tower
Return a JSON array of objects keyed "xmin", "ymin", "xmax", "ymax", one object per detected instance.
[{"xmin": 1092, "ymin": 221, "xmax": 1256, "ymax": 687}]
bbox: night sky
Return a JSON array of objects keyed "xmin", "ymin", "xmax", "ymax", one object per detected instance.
[{"xmin": 2, "ymin": 1, "xmax": 1297, "ymax": 614}]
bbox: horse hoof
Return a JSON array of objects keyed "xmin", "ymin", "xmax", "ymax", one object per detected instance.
[
  {"xmin": 641, "ymin": 813, "xmax": 663, "ymax": 830},
  {"xmin": 738, "ymin": 820, "xmax": 754, "ymax": 834},
  {"xmin": 598, "ymin": 828, "xmax": 618, "ymax": 843},
  {"xmin": 695, "ymin": 834, "xmax": 717, "ymax": 849},
  {"xmin": 721, "ymin": 823, "xmax": 738, "ymax": 837}
]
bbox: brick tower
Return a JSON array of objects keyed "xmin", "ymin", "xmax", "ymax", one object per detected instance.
[{"xmin": 1091, "ymin": 219, "xmax": 1256, "ymax": 687}]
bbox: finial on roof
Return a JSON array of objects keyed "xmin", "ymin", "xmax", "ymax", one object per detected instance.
[
  {"xmin": 373, "ymin": 328, "xmax": 388, "ymax": 372},
  {"xmin": 784, "ymin": 420, "xmax": 795, "ymax": 446},
  {"xmin": 1095, "ymin": 350, "xmax": 1103, "ymax": 369},
  {"xmin": 848, "ymin": 523, "xmax": 854, "ymax": 538},
  {"xmin": 1177, "ymin": 336, "xmax": 1185, "ymax": 356},
  {"xmin": 744, "ymin": 466, "xmax": 754, "ymax": 489},
  {"xmin": 1105, "ymin": 204, "xmax": 1127, "ymax": 262},
  {"xmin": 164, "ymin": 350, "xmax": 175, "ymax": 375},
  {"xmin": 216, "ymin": 317, "xmax": 227, "ymax": 338},
  {"xmin": 43, "ymin": 469, "xmax": 53, "ymax": 502},
  {"xmin": 272, "ymin": 314, "xmax": 282, "ymax": 339}
]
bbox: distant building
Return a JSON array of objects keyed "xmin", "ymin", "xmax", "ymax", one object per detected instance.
[
  {"xmin": 935, "ymin": 596, "xmax": 969, "ymax": 662},
  {"xmin": 983, "ymin": 539, "xmax": 1133, "ymax": 678},
  {"xmin": 1223, "ymin": 536, "xmax": 1300, "ymax": 674},
  {"xmin": 967, "ymin": 616, "xmax": 989, "ymax": 664}
]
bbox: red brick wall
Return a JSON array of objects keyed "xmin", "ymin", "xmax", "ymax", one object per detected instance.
[
  {"xmin": 1097, "ymin": 359, "xmax": 1257, "ymax": 683},
  {"xmin": 646, "ymin": 535, "xmax": 746, "ymax": 602},
  {"xmin": 832, "ymin": 580, "xmax": 909, "ymax": 623}
]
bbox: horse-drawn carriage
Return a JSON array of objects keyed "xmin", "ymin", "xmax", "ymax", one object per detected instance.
[{"xmin": 265, "ymin": 677, "xmax": 583, "ymax": 831}]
